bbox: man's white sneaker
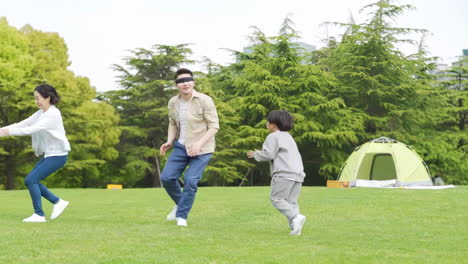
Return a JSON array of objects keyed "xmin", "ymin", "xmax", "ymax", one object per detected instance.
[
  {"xmin": 23, "ymin": 213, "xmax": 46, "ymax": 223},
  {"xmin": 289, "ymin": 214, "xmax": 306, "ymax": 236},
  {"xmin": 176, "ymin": 217, "xmax": 188, "ymax": 226},
  {"xmin": 166, "ymin": 205, "xmax": 177, "ymax": 221},
  {"xmin": 51, "ymin": 199, "xmax": 69, "ymax": 220}
]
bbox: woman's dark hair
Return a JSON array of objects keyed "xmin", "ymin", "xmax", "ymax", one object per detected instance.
[
  {"xmin": 175, "ymin": 68, "xmax": 193, "ymax": 79},
  {"xmin": 267, "ymin": 110, "xmax": 293, "ymax": 131},
  {"xmin": 34, "ymin": 84, "xmax": 60, "ymax": 105}
]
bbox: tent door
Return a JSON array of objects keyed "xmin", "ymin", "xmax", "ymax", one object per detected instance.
[{"xmin": 370, "ymin": 154, "xmax": 397, "ymax": 180}]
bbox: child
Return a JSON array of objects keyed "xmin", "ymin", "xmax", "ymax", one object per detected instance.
[{"xmin": 247, "ymin": 110, "xmax": 306, "ymax": 235}]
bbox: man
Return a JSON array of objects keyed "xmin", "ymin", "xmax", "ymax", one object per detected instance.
[{"xmin": 159, "ymin": 68, "xmax": 219, "ymax": 227}]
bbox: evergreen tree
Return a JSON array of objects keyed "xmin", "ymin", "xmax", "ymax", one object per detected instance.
[
  {"xmin": 100, "ymin": 45, "xmax": 193, "ymax": 187},
  {"xmin": 198, "ymin": 64, "xmax": 251, "ymax": 186},
  {"xmin": 318, "ymin": 0, "xmax": 467, "ymax": 183},
  {"xmin": 209, "ymin": 19, "xmax": 364, "ymax": 185},
  {"xmin": 440, "ymin": 55, "xmax": 468, "ymax": 91},
  {"xmin": 431, "ymin": 55, "xmax": 468, "ymax": 184}
]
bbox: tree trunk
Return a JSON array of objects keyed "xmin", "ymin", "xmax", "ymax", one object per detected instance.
[
  {"xmin": 82, "ymin": 173, "xmax": 88, "ymax": 188},
  {"xmin": 458, "ymin": 97, "xmax": 466, "ymax": 149},
  {"xmin": 5, "ymin": 154, "xmax": 16, "ymax": 190},
  {"xmin": 458, "ymin": 98, "xmax": 465, "ymax": 131}
]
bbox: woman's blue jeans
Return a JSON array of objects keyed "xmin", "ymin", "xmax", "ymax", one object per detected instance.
[
  {"xmin": 161, "ymin": 141, "xmax": 212, "ymax": 219},
  {"xmin": 25, "ymin": 155, "xmax": 67, "ymax": 216}
]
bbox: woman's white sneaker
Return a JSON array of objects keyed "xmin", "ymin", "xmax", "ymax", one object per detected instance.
[
  {"xmin": 166, "ymin": 205, "xmax": 178, "ymax": 221},
  {"xmin": 51, "ymin": 199, "xmax": 69, "ymax": 220},
  {"xmin": 23, "ymin": 213, "xmax": 46, "ymax": 222}
]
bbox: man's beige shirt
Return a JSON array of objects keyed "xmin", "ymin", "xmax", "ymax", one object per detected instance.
[{"xmin": 168, "ymin": 89, "xmax": 219, "ymax": 155}]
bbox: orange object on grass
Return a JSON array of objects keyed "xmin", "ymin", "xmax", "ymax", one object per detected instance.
[
  {"xmin": 326, "ymin": 180, "xmax": 349, "ymax": 188},
  {"xmin": 107, "ymin": 184, "xmax": 123, "ymax": 190}
]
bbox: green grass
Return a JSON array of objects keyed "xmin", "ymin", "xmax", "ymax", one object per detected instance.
[{"xmin": 0, "ymin": 187, "xmax": 467, "ymax": 264}]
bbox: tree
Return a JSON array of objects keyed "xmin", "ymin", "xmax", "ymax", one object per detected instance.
[
  {"xmin": 317, "ymin": 0, "xmax": 467, "ymax": 183},
  {"xmin": 0, "ymin": 20, "xmax": 120, "ymax": 189},
  {"xmin": 45, "ymin": 101, "xmax": 121, "ymax": 187},
  {"xmin": 0, "ymin": 18, "xmax": 35, "ymax": 189},
  {"xmin": 195, "ymin": 65, "xmax": 250, "ymax": 185},
  {"xmin": 320, "ymin": 0, "xmax": 430, "ymax": 134},
  {"xmin": 100, "ymin": 44, "xmax": 193, "ymax": 187},
  {"xmin": 440, "ymin": 55, "xmax": 468, "ymax": 91},
  {"xmin": 208, "ymin": 19, "xmax": 364, "ymax": 185},
  {"xmin": 430, "ymin": 55, "xmax": 468, "ymax": 184},
  {"xmin": 22, "ymin": 25, "xmax": 121, "ymax": 188}
]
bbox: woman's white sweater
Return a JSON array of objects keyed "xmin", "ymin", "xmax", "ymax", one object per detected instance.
[{"xmin": 7, "ymin": 105, "xmax": 71, "ymax": 157}]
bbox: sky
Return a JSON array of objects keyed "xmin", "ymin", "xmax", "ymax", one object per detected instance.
[{"xmin": 2, "ymin": 0, "xmax": 467, "ymax": 92}]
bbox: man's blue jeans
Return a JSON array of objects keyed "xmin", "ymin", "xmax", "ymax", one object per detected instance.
[
  {"xmin": 161, "ymin": 141, "xmax": 212, "ymax": 219},
  {"xmin": 25, "ymin": 155, "xmax": 67, "ymax": 216}
]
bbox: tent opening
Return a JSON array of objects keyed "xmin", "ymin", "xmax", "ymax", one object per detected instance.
[{"xmin": 370, "ymin": 154, "xmax": 396, "ymax": 180}]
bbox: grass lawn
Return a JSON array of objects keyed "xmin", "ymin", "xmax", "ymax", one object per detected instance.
[{"xmin": 0, "ymin": 186, "xmax": 467, "ymax": 264}]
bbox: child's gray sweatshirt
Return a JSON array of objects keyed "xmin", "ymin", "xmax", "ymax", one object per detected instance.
[{"xmin": 254, "ymin": 131, "xmax": 306, "ymax": 182}]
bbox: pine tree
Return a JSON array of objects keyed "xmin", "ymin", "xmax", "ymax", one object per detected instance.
[
  {"xmin": 209, "ymin": 18, "xmax": 364, "ymax": 185},
  {"xmin": 318, "ymin": 0, "xmax": 467, "ymax": 183},
  {"xmin": 101, "ymin": 44, "xmax": 193, "ymax": 187}
]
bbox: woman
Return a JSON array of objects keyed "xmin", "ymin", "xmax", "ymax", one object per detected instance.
[{"xmin": 0, "ymin": 84, "xmax": 71, "ymax": 222}]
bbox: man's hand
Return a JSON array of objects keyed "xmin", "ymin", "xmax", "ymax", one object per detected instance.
[
  {"xmin": 160, "ymin": 142, "xmax": 173, "ymax": 156},
  {"xmin": 187, "ymin": 142, "xmax": 202, "ymax": 157}
]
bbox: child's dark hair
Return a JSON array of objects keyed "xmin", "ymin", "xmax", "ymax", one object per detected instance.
[
  {"xmin": 267, "ymin": 110, "xmax": 293, "ymax": 131},
  {"xmin": 34, "ymin": 84, "xmax": 60, "ymax": 105},
  {"xmin": 175, "ymin": 68, "xmax": 193, "ymax": 79}
]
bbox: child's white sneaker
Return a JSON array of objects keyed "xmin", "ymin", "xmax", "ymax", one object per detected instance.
[
  {"xmin": 289, "ymin": 214, "xmax": 306, "ymax": 236},
  {"xmin": 166, "ymin": 205, "xmax": 177, "ymax": 221},
  {"xmin": 176, "ymin": 217, "xmax": 188, "ymax": 226},
  {"xmin": 23, "ymin": 213, "xmax": 46, "ymax": 222},
  {"xmin": 51, "ymin": 199, "xmax": 69, "ymax": 220}
]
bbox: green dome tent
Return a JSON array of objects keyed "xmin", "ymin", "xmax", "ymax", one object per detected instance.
[{"xmin": 338, "ymin": 137, "xmax": 433, "ymax": 187}]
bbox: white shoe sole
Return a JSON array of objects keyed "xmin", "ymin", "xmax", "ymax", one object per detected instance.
[
  {"xmin": 23, "ymin": 214, "xmax": 46, "ymax": 222},
  {"xmin": 23, "ymin": 220, "xmax": 46, "ymax": 223}
]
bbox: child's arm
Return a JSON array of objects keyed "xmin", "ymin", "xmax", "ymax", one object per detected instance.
[{"xmin": 251, "ymin": 134, "xmax": 278, "ymax": 162}]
